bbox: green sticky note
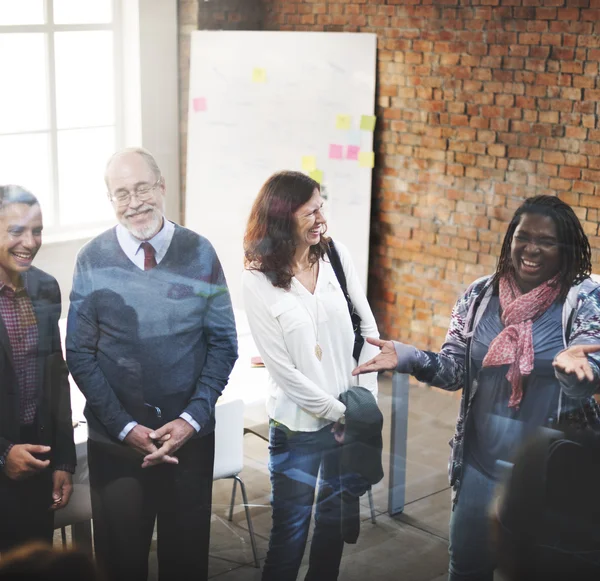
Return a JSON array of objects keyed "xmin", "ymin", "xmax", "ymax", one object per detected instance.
[
  {"xmin": 358, "ymin": 151, "xmax": 375, "ymax": 168},
  {"xmin": 252, "ymin": 68, "xmax": 267, "ymax": 83},
  {"xmin": 336, "ymin": 114, "xmax": 352, "ymax": 130},
  {"xmin": 360, "ymin": 115, "xmax": 376, "ymax": 131},
  {"xmin": 309, "ymin": 169, "xmax": 323, "ymax": 184},
  {"xmin": 301, "ymin": 155, "xmax": 317, "ymax": 172}
]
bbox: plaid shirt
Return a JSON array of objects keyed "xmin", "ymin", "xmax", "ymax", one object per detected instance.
[
  {"xmin": 0, "ymin": 281, "xmax": 75, "ymax": 474},
  {"xmin": 0, "ymin": 282, "xmax": 39, "ymax": 425}
]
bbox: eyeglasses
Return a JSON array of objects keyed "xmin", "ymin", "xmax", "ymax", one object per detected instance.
[{"xmin": 108, "ymin": 177, "xmax": 162, "ymax": 207}]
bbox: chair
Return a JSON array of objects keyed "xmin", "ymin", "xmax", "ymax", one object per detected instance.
[
  {"xmin": 243, "ymin": 423, "xmax": 377, "ymax": 524},
  {"xmin": 215, "ymin": 398, "xmax": 260, "ymax": 568},
  {"xmin": 53, "ymin": 483, "xmax": 93, "ymax": 554}
]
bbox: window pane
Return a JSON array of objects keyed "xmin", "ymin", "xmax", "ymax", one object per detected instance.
[
  {"xmin": 54, "ymin": 31, "xmax": 114, "ymax": 129},
  {"xmin": 0, "ymin": 133, "xmax": 54, "ymax": 226},
  {"xmin": 53, "ymin": 0, "xmax": 112, "ymax": 24},
  {"xmin": 0, "ymin": 1, "xmax": 45, "ymax": 25},
  {"xmin": 0, "ymin": 34, "xmax": 49, "ymax": 134},
  {"xmin": 57, "ymin": 127, "xmax": 115, "ymax": 226}
]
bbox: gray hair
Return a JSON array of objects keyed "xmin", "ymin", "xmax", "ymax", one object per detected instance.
[
  {"xmin": 104, "ymin": 147, "xmax": 162, "ymax": 188},
  {"xmin": 0, "ymin": 185, "xmax": 39, "ymax": 210}
]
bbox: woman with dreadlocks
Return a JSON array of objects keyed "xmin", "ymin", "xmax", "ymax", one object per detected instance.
[{"xmin": 353, "ymin": 195, "xmax": 600, "ymax": 581}]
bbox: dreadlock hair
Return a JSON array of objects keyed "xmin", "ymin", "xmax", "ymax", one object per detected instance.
[{"xmin": 493, "ymin": 195, "xmax": 592, "ymax": 301}]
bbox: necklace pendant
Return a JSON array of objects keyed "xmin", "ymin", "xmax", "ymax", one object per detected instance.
[{"xmin": 315, "ymin": 344, "xmax": 323, "ymax": 361}]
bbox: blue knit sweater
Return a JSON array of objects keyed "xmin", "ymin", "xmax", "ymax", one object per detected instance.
[{"xmin": 66, "ymin": 225, "xmax": 238, "ymax": 443}]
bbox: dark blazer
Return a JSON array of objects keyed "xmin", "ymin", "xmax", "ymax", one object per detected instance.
[{"xmin": 0, "ymin": 267, "xmax": 76, "ymax": 469}]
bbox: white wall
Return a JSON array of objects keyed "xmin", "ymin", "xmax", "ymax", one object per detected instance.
[
  {"xmin": 35, "ymin": 238, "xmax": 86, "ymax": 317},
  {"xmin": 39, "ymin": 0, "xmax": 180, "ymax": 315}
]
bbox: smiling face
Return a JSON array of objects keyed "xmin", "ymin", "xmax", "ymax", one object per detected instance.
[
  {"xmin": 292, "ymin": 188, "xmax": 326, "ymax": 251},
  {"xmin": 510, "ymin": 213, "xmax": 562, "ymax": 293},
  {"xmin": 0, "ymin": 202, "xmax": 43, "ymax": 287},
  {"xmin": 106, "ymin": 152, "xmax": 166, "ymax": 241}
]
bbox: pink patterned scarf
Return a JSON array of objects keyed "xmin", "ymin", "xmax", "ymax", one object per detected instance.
[{"xmin": 482, "ymin": 273, "xmax": 561, "ymax": 408}]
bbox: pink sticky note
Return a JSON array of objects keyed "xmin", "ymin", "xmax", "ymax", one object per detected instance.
[
  {"xmin": 329, "ymin": 144, "xmax": 343, "ymax": 159},
  {"xmin": 347, "ymin": 145, "xmax": 360, "ymax": 160},
  {"xmin": 193, "ymin": 97, "xmax": 207, "ymax": 112}
]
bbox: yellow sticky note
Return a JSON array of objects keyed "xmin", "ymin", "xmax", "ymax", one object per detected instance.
[
  {"xmin": 358, "ymin": 151, "xmax": 375, "ymax": 168},
  {"xmin": 336, "ymin": 114, "xmax": 352, "ymax": 130},
  {"xmin": 301, "ymin": 155, "xmax": 317, "ymax": 172},
  {"xmin": 309, "ymin": 169, "xmax": 323, "ymax": 184},
  {"xmin": 360, "ymin": 115, "xmax": 376, "ymax": 131},
  {"xmin": 252, "ymin": 68, "xmax": 267, "ymax": 83}
]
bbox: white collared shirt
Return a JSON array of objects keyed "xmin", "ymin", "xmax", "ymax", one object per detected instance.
[
  {"xmin": 116, "ymin": 219, "xmax": 175, "ymax": 269},
  {"xmin": 114, "ymin": 219, "xmax": 200, "ymax": 438},
  {"xmin": 242, "ymin": 240, "xmax": 379, "ymax": 432}
]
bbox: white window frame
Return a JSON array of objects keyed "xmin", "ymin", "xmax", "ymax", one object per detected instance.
[{"xmin": 0, "ymin": 0, "xmax": 124, "ymax": 240}]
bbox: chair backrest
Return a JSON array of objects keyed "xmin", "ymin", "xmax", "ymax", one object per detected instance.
[{"xmin": 213, "ymin": 398, "xmax": 245, "ymax": 481}]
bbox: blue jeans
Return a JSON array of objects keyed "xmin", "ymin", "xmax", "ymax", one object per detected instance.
[
  {"xmin": 448, "ymin": 463, "xmax": 497, "ymax": 581},
  {"xmin": 262, "ymin": 423, "xmax": 344, "ymax": 581}
]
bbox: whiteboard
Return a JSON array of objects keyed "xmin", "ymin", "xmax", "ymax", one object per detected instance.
[{"xmin": 185, "ymin": 31, "xmax": 377, "ymax": 308}]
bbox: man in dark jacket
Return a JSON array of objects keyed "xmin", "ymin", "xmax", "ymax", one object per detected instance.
[{"xmin": 0, "ymin": 185, "xmax": 76, "ymax": 551}]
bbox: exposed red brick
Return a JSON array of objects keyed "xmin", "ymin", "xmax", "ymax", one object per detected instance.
[{"xmin": 245, "ymin": 0, "xmax": 600, "ymax": 346}]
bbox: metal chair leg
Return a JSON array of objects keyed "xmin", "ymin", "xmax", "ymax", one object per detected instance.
[
  {"xmin": 228, "ymin": 477, "xmax": 238, "ymax": 522},
  {"xmin": 234, "ymin": 474, "xmax": 260, "ymax": 568},
  {"xmin": 368, "ymin": 488, "xmax": 376, "ymax": 524}
]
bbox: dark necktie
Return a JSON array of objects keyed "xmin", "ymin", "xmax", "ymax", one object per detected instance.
[{"xmin": 140, "ymin": 242, "xmax": 157, "ymax": 271}]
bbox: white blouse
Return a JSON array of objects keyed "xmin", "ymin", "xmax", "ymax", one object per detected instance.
[{"xmin": 241, "ymin": 240, "xmax": 380, "ymax": 432}]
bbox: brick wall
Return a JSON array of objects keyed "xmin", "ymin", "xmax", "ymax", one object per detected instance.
[
  {"xmin": 178, "ymin": 0, "xmax": 264, "ymax": 219},
  {"xmin": 178, "ymin": 0, "xmax": 600, "ymax": 351},
  {"xmin": 264, "ymin": 0, "xmax": 600, "ymax": 350}
]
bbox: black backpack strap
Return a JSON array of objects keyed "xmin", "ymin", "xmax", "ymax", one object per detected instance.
[
  {"xmin": 327, "ymin": 240, "xmax": 349, "ymax": 296},
  {"xmin": 326, "ymin": 240, "xmax": 364, "ymax": 361}
]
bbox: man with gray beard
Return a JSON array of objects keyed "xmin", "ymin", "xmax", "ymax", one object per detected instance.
[{"xmin": 66, "ymin": 147, "xmax": 238, "ymax": 581}]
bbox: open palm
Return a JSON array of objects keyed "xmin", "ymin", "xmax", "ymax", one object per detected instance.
[
  {"xmin": 352, "ymin": 337, "xmax": 398, "ymax": 376},
  {"xmin": 553, "ymin": 344, "xmax": 600, "ymax": 383}
]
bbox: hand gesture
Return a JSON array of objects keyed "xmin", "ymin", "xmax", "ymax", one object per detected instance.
[
  {"xmin": 352, "ymin": 337, "xmax": 398, "ymax": 376},
  {"xmin": 553, "ymin": 344, "xmax": 600, "ymax": 383},
  {"xmin": 331, "ymin": 421, "xmax": 345, "ymax": 444},
  {"xmin": 51, "ymin": 470, "xmax": 73, "ymax": 511},
  {"xmin": 4, "ymin": 444, "xmax": 51, "ymax": 480},
  {"xmin": 142, "ymin": 419, "xmax": 196, "ymax": 469}
]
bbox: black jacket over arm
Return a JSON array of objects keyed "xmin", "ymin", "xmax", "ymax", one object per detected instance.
[
  {"xmin": 339, "ymin": 386, "xmax": 384, "ymax": 543},
  {"xmin": 0, "ymin": 267, "xmax": 76, "ymax": 470}
]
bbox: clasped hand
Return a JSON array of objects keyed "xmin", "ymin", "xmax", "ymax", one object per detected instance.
[{"xmin": 124, "ymin": 420, "xmax": 196, "ymax": 468}]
